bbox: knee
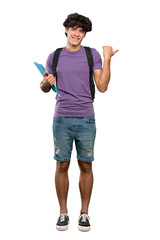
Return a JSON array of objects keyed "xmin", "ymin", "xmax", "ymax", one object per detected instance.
[
  {"xmin": 56, "ymin": 161, "xmax": 70, "ymax": 173},
  {"xmin": 78, "ymin": 161, "xmax": 92, "ymax": 174}
]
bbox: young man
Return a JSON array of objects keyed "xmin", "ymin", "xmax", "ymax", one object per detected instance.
[{"xmin": 41, "ymin": 13, "xmax": 118, "ymax": 231}]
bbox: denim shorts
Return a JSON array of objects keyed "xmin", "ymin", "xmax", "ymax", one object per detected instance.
[{"xmin": 52, "ymin": 117, "xmax": 96, "ymax": 162}]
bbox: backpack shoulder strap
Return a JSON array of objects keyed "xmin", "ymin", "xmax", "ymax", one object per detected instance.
[
  {"xmin": 84, "ymin": 46, "xmax": 93, "ymax": 71},
  {"xmin": 84, "ymin": 46, "xmax": 95, "ymax": 101},
  {"xmin": 52, "ymin": 48, "xmax": 63, "ymax": 77}
]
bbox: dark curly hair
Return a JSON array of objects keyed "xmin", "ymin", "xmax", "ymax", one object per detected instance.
[{"xmin": 63, "ymin": 13, "xmax": 92, "ymax": 37}]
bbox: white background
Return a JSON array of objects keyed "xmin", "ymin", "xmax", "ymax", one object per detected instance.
[{"xmin": 0, "ymin": 0, "xmax": 160, "ymax": 239}]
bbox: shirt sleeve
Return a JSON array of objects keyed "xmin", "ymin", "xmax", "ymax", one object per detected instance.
[
  {"xmin": 45, "ymin": 51, "xmax": 55, "ymax": 74},
  {"xmin": 91, "ymin": 48, "xmax": 102, "ymax": 70}
]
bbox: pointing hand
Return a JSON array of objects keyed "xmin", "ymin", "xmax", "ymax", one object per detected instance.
[{"xmin": 103, "ymin": 46, "xmax": 119, "ymax": 61}]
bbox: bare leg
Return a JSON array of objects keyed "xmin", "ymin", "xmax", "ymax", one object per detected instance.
[
  {"xmin": 78, "ymin": 160, "xmax": 93, "ymax": 214},
  {"xmin": 55, "ymin": 161, "xmax": 70, "ymax": 213}
]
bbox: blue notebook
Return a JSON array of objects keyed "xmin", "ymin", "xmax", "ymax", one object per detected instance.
[{"xmin": 34, "ymin": 62, "xmax": 61, "ymax": 97}]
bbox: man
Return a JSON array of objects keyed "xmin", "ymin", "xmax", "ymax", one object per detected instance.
[{"xmin": 41, "ymin": 13, "xmax": 118, "ymax": 231}]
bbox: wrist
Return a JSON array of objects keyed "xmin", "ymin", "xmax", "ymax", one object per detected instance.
[{"xmin": 104, "ymin": 58, "xmax": 111, "ymax": 63}]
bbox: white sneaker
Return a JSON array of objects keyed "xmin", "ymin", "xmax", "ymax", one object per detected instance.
[
  {"xmin": 78, "ymin": 212, "xmax": 91, "ymax": 232},
  {"xmin": 56, "ymin": 212, "xmax": 69, "ymax": 231}
]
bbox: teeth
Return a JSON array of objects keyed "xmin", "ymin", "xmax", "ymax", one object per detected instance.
[{"xmin": 72, "ymin": 37, "xmax": 79, "ymax": 40}]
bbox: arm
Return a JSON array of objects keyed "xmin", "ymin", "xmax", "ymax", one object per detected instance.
[
  {"xmin": 40, "ymin": 71, "xmax": 56, "ymax": 93},
  {"xmin": 40, "ymin": 51, "xmax": 56, "ymax": 93},
  {"xmin": 94, "ymin": 46, "xmax": 119, "ymax": 93}
]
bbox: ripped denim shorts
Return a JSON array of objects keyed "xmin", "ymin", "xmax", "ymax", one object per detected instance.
[{"xmin": 52, "ymin": 117, "xmax": 96, "ymax": 162}]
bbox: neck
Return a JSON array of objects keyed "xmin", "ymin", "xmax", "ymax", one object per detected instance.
[{"xmin": 65, "ymin": 42, "xmax": 81, "ymax": 52}]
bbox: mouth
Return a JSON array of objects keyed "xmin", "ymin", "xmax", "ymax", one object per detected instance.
[{"xmin": 72, "ymin": 36, "xmax": 80, "ymax": 41}]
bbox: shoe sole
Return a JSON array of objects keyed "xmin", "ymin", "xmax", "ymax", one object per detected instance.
[
  {"xmin": 78, "ymin": 225, "xmax": 90, "ymax": 232},
  {"xmin": 56, "ymin": 224, "xmax": 69, "ymax": 231}
]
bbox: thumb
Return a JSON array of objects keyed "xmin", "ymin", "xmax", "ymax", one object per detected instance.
[
  {"xmin": 113, "ymin": 50, "xmax": 119, "ymax": 55},
  {"xmin": 44, "ymin": 70, "xmax": 48, "ymax": 77}
]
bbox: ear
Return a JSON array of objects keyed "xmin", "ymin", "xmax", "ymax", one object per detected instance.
[{"xmin": 65, "ymin": 27, "xmax": 68, "ymax": 35}]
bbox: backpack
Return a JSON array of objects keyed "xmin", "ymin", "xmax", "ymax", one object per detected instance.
[{"xmin": 52, "ymin": 46, "xmax": 95, "ymax": 101}]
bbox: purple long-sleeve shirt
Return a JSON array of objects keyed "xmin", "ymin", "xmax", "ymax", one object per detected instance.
[{"xmin": 46, "ymin": 46, "xmax": 102, "ymax": 117}]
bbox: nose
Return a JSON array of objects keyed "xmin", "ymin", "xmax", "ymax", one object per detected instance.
[{"xmin": 74, "ymin": 29, "xmax": 79, "ymax": 36}]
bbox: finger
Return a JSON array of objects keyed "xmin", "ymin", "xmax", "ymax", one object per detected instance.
[
  {"xmin": 44, "ymin": 71, "xmax": 48, "ymax": 77},
  {"xmin": 49, "ymin": 78, "xmax": 55, "ymax": 84},
  {"xmin": 47, "ymin": 75, "xmax": 52, "ymax": 80},
  {"xmin": 46, "ymin": 78, "xmax": 51, "ymax": 84},
  {"xmin": 48, "ymin": 79, "xmax": 55, "ymax": 85},
  {"xmin": 113, "ymin": 50, "xmax": 119, "ymax": 55},
  {"xmin": 50, "ymin": 78, "xmax": 55, "ymax": 83},
  {"xmin": 48, "ymin": 74, "xmax": 55, "ymax": 80}
]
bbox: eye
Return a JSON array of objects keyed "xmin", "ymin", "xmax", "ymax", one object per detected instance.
[{"xmin": 80, "ymin": 29, "xmax": 84, "ymax": 33}]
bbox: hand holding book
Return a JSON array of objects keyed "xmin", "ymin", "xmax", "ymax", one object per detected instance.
[{"xmin": 34, "ymin": 62, "xmax": 61, "ymax": 97}]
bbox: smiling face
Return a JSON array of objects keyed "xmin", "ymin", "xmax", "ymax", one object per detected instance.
[{"xmin": 65, "ymin": 26, "xmax": 86, "ymax": 48}]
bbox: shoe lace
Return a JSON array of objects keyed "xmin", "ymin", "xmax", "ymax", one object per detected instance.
[
  {"xmin": 58, "ymin": 213, "xmax": 68, "ymax": 222},
  {"xmin": 79, "ymin": 213, "xmax": 90, "ymax": 222}
]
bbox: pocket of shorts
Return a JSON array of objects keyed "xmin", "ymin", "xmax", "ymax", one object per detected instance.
[
  {"xmin": 85, "ymin": 116, "xmax": 95, "ymax": 123},
  {"xmin": 53, "ymin": 117, "xmax": 64, "ymax": 122}
]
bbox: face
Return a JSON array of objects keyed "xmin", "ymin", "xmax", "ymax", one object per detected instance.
[{"xmin": 65, "ymin": 26, "xmax": 86, "ymax": 47}]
